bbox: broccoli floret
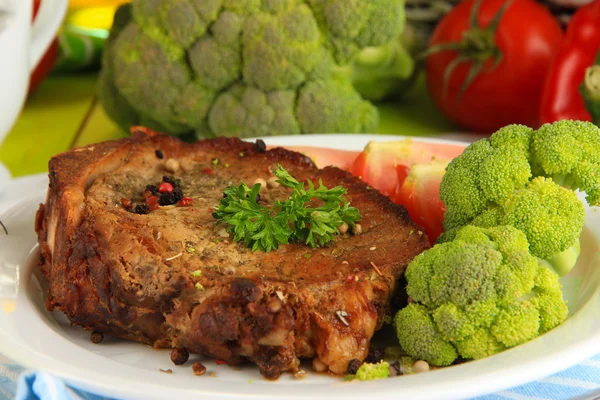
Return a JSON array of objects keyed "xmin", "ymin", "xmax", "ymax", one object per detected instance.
[
  {"xmin": 440, "ymin": 121, "xmax": 594, "ymax": 276},
  {"xmin": 132, "ymin": 0, "xmax": 213, "ymax": 50},
  {"xmin": 353, "ymin": 361, "xmax": 390, "ymax": 381},
  {"xmin": 502, "ymin": 177, "xmax": 584, "ymax": 263},
  {"xmin": 531, "ymin": 120, "xmax": 600, "ymax": 206},
  {"xmin": 242, "ymin": 3, "xmax": 322, "ymax": 91},
  {"xmin": 110, "ymin": 23, "xmax": 215, "ymax": 135},
  {"xmin": 296, "ymin": 77, "xmax": 379, "ymax": 134},
  {"xmin": 99, "ymin": 0, "xmax": 407, "ymax": 138},
  {"xmin": 346, "ymin": 0, "xmax": 415, "ymax": 102},
  {"xmin": 188, "ymin": 11, "xmax": 243, "ymax": 91},
  {"xmin": 394, "ymin": 303, "xmax": 458, "ymax": 366},
  {"xmin": 207, "ymin": 84, "xmax": 301, "ymax": 137},
  {"xmin": 395, "ymin": 225, "xmax": 568, "ymax": 366},
  {"xmin": 306, "ymin": 0, "xmax": 403, "ymax": 64}
]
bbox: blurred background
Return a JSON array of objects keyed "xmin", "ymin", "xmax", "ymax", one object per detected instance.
[{"xmin": 2, "ymin": 0, "xmax": 598, "ymax": 177}]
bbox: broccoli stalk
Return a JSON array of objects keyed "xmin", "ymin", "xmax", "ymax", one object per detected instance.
[
  {"xmin": 349, "ymin": 35, "xmax": 415, "ymax": 102},
  {"xmin": 395, "ymin": 225, "xmax": 568, "ymax": 366},
  {"xmin": 324, "ymin": 0, "xmax": 419, "ymax": 103},
  {"xmin": 347, "ymin": 0, "xmax": 416, "ymax": 102},
  {"xmin": 440, "ymin": 120, "xmax": 599, "ymax": 276},
  {"xmin": 543, "ymin": 239, "xmax": 581, "ymax": 278}
]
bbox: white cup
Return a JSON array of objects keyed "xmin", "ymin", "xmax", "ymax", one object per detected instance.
[{"xmin": 0, "ymin": 0, "xmax": 68, "ymax": 187}]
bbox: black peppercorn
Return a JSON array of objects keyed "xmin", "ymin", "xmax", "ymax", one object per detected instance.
[
  {"xmin": 173, "ymin": 187, "xmax": 184, "ymax": 201},
  {"xmin": 364, "ymin": 346, "xmax": 384, "ymax": 363},
  {"xmin": 159, "ymin": 187, "xmax": 183, "ymax": 206},
  {"xmin": 146, "ymin": 184, "xmax": 159, "ymax": 195},
  {"xmin": 346, "ymin": 359, "xmax": 362, "ymax": 375},
  {"xmin": 162, "ymin": 176, "xmax": 181, "ymax": 188},
  {"xmin": 159, "ymin": 192, "xmax": 177, "ymax": 206},
  {"xmin": 155, "ymin": 149, "xmax": 164, "ymax": 159},
  {"xmin": 254, "ymin": 139, "xmax": 266, "ymax": 153},
  {"xmin": 170, "ymin": 348, "xmax": 189, "ymax": 365},
  {"xmin": 134, "ymin": 204, "xmax": 150, "ymax": 214},
  {"xmin": 90, "ymin": 331, "xmax": 104, "ymax": 344}
]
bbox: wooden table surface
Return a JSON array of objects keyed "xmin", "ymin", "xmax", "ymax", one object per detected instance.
[{"xmin": 0, "ymin": 72, "xmax": 459, "ymax": 178}]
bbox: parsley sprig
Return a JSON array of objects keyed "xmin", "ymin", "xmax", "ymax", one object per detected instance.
[{"xmin": 212, "ymin": 165, "xmax": 361, "ymax": 252}]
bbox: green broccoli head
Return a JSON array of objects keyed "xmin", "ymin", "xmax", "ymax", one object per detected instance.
[
  {"xmin": 440, "ymin": 121, "xmax": 592, "ymax": 276},
  {"xmin": 353, "ymin": 361, "xmax": 390, "ymax": 381},
  {"xmin": 396, "ymin": 225, "xmax": 568, "ymax": 366},
  {"xmin": 99, "ymin": 0, "xmax": 405, "ymax": 138}
]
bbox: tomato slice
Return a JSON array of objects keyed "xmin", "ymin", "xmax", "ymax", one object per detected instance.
[
  {"xmin": 276, "ymin": 140, "xmax": 465, "ymax": 243},
  {"xmin": 350, "ymin": 139, "xmax": 465, "ymax": 197},
  {"xmin": 392, "ymin": 160, "xmax": 449, "ymax": 244},
  {"xmin": 269, "ymin": 145, "xmax": 360, "ymax": 170}
]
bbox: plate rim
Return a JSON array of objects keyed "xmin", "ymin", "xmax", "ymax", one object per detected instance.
[{"xmin": 1, "ymin": 134, "xmax": 600, "ymax": 400}]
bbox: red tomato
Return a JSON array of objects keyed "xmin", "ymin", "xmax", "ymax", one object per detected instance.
[
  {"xmin": 350, "ymin": 140, "xmax": 465, "ymax": 197},
  {"xmin": 29, "ymin": 0, "xmax": 59, "ymax": 94},
  {"xmin": 270, "ymin": 145, "xmax": 360, "ymax": 170},
  {"xmin": 392, "ymin": 160, "xmax": 449, "ymax": 244},
  {"xmin": 426, "ymin": 0, "xmax": 563, "ymax": 133}
]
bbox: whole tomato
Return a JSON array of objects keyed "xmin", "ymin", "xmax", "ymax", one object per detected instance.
[
  {"xmin": 425, "ymin": 0, "xmax": 563, "ymax": 133},
  {"xmin": 29, "ymin": 0, "xmax": 59, "ymax": 94}
]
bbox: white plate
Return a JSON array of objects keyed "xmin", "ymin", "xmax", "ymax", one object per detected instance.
[{"xmin": 1, "ymin": 135, "xmax": 600, "ymax": 400}]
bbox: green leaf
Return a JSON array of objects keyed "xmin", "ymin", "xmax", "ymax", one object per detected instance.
[{"xmin": 213, "ymin": 164, "xmax": 362, "ymax": 252}]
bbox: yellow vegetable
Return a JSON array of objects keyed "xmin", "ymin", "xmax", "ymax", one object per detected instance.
[
  {"xmin": 66, "ymin": 7, "xmax": 117, "ymax": 30},
  {"xmin": 69, "ymin": 0, "xmax": 128, "ymax": 10}
]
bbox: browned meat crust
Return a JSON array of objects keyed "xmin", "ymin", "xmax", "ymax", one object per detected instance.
[{"xmin": 35, "ymin": 128, "xmax": 429, "ymax": 378}]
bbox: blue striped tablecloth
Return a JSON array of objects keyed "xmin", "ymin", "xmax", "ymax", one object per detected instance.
[{"xmin": 1, "ymin": 354, "xmax": 600, "ymax": 400}]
